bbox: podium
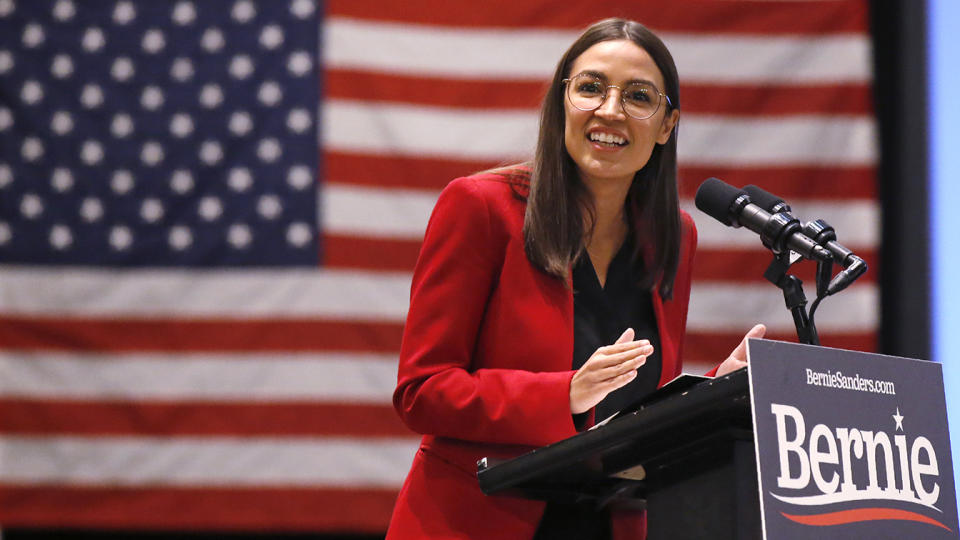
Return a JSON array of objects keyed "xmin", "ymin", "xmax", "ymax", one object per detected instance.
[
  {"xmin": 477, "ymin": 341, "xmax": 960, "ymax": 540},
  {"xmin": 477, "ymin": 368, "xmax": 761, "ymax": 539}
]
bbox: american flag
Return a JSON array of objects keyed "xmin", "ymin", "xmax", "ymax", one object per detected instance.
[{"xmin": 0, "ymin": 0, "xmax": 876, "ymax": 533}]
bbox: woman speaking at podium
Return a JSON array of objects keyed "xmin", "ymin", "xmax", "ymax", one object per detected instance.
[{"xmin": 385, "ymin": 18, "xmax": 765, "ymax": 540}]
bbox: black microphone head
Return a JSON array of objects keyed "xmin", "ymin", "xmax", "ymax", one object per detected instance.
[
  {"xmin": 695, "ymin": 177, "xmax": 747, "ymax": 226},
  {"xmin": 743, "ymin": 185, "xmax": 790, "ymax": 213}
]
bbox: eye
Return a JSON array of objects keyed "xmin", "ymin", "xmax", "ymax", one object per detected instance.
[
  {"xmin": 576, "ymin": 80, "xmax": 604, "ymax": 95},
  {"xmin": 624, "ymin": 86, "xmax": 653, "ymax": 104}
]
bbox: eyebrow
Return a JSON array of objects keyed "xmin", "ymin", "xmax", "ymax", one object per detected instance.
[{"xmin": 576, "ymin": 70, "xmax": 658, "ymax": 87}]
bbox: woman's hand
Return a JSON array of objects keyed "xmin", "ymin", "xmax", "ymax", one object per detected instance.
[
  {"xmin": 715, "ymin": 324, "xmax": 767, "ymax": 377},
  {"xmin": 569, "ymin": 328, "xmax": 652, "ymax": 414}
]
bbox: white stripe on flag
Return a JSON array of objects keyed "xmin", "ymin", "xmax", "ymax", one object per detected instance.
[
  {"xmin": 325, "ymin": 17, "xmax": 871, "ymax": 83},
  {"xmin": 323, "ymin": 100, "xmax": 876, "ymax": 165},
  {"xmin": 0, "ymin": 435, "xmax": 419, "ymax": 487},
  {"xmin": 323, "ymin": 183, "xmax": 438, "ymax": 239},
  {"xmin": 0, "ymin": 352, "xmax": 397, "ymax": 402},
  {"xmin": 320, "ymin": 183, "xmax": 878, "ymax": 248},
  {"xmin": 0, "ymin": 268, "xmax": 875, "ymax": 331},
  {"xmin": 0, "ymin": 268, "xmax": 411, "ymax": 320},
  {"xmin": 688, "ymin": 282, "xmax": 878, "ymax": 332}
]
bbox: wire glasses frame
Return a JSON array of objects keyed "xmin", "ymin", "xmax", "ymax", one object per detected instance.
[{"xmin": 562, "ymin": 72, "xmax": 673, "ymax": 120}]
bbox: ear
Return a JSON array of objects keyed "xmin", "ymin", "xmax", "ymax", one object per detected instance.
[{"xmin": 656, "ymin": 108, "xmax": 680, "ymax": 145}]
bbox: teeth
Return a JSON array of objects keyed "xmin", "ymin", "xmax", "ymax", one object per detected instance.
[{"xmin": 589, "ymin": 132, "xmax": 626, "ymax": 145}]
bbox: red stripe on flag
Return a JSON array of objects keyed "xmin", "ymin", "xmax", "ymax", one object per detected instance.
[
  {"xmin": 324, "ymin": 234, "xmax": 421, "ymax": 272},
  {"xmin": 0, "ymin": 486, "xmax": 399, "ymax": 532},
  {"xmin": 327, "ymin": 151, "xmax": 877, "ymax": 199},
  {"xmin": 326, "ymin": 69, "xmax": 871, "ymax": 116},
  {"xmin": 0, "ymin": 400, "xmax": 412, "ymax": 438},
  {"xmin": 684, "ymin": 332, "xmax": 877, "ymax": 363},
  {"xmin": 0, "ymin": 317, "xmax": 404, "ymax": 353},
  {"xmin": 679, "ymin": 166, "xmax": 877, "ymax": 200},
  {"xmin": 327, "ymin": 0, "xmax": 868, "ymax": 34}
]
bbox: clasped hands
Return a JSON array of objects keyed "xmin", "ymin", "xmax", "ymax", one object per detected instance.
[{"xmin": 569, "ymin": 324, "xmax": 767, "ymax": 414}]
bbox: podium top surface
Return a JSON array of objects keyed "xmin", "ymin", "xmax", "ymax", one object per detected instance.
[{"xmin": 477, "ymin": 369, "xmax": 753, "ymax": 501}]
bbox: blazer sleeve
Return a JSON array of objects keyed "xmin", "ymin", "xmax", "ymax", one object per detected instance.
[{"xmin": 393, "ymin": 178, "xmax": 578, "ymax": 447}]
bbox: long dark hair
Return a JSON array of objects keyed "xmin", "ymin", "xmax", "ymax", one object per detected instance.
[{"xmin": 522, "ymin": 18, "xmax": 682, "ymax": 298}]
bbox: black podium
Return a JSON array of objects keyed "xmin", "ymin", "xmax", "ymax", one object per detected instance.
[{"xmin": 477, "ymin": 369, "xmax": 761, "ymax": 540}]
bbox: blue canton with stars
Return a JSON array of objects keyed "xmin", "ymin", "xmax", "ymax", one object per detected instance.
[{"xmin": 0, "ymin": 0, "xmax": 319, "ymax": 267}]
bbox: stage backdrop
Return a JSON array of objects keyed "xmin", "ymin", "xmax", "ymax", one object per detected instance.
[{"xmin": 0, "ymin": 0, "xmax": 877, "ymax": 533}]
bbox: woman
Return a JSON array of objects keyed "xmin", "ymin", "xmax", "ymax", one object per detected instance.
[{"xmin": 386, "ymin": 18, "xmax": 765, "ymax": 540}]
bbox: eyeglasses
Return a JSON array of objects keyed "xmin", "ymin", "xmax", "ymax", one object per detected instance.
[{"xmin": 562, "ymin": 72, "xmax": 672, "ymax": 120}]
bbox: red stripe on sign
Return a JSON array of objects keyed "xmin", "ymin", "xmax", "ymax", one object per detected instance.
[
  {"xmin": 684, "ymin": 332, "xmax": 877, "ymax": 364},
  {"xmin": 782, "ymin": 508, "xmax": 952, "ymax": 531},
  {"xmin": 0, "ymin": 317, "xmax": 404, "ymax": 353},
  {"xmin": 0, "ymin": 400, "xmax": 413, "ymax": 438},
  {"xmin": 326, "ymin": 69, "xmax": 871, "ymax": 116},
  {"xmin": 679, "ymin": 166, "xmax": 877, "ymax": 200},
  {"xmin": 327, "ymin": 0, "xmax": 867, "ymax": 34},
  {"xmin": 0, "ymin": 486, "xmax": 399, "ymax": 532}
]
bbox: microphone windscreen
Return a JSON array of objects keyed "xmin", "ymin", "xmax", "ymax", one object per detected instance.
[
  {"xmin": 743, "ymin": 185, "xmax": 788, "ymax": 213},
  {"xmin": 695, "ymin": 177, "xmax": 743, "ymax": 226}
]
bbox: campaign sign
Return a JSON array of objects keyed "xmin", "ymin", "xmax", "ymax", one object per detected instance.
[{"xmin": 748, "ymin": 339, "xmax": 959, "ymax": 539}]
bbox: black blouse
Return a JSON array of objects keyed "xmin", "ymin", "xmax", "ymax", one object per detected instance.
[{"xmin": 534, "ymin": 239, "xmax": 662, "ymax": 539}]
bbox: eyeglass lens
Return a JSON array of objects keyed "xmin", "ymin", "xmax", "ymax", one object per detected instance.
[{"xmin": 567, "ymin": 73, "xmax": 662, "ymax": 119}]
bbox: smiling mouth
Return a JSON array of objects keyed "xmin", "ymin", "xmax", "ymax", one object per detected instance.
[{"xmin": 588, "ymin": 132, "xmax": 628, "ymax": 147}]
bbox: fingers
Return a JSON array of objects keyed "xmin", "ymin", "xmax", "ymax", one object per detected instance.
[
  {"xmin": 614, "ymin": 327, "xmax": 635, "ymax": 344},
  {"xmin": 729, "ymin": 323, "xmax": 767, "ymax": 363}
]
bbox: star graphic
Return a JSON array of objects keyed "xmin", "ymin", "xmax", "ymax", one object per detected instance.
[{"xmin": 893, "ymin": 407, "xmax": 905, "ymax": 432}]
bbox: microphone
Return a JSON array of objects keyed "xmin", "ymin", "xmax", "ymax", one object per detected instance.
[
  {"xmin": 742, "ymin": 184, "xmax": 867, "ymax": 295},
  {"xmin": 695, "ymin": 178, "xmax": 832, "ymax": 262}
]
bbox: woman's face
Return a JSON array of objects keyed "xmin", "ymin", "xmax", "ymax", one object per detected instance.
[{"xmin": 563, "ymin": 39, "xmax": 679, "ymax": 190}]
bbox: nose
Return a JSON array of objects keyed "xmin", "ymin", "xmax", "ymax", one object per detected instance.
[{"xmin": 595, "ymin": 87, "xmax": 625, "ymax": 119}]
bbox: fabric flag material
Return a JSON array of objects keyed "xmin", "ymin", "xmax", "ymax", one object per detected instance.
[{"xmin": 0, "ymin": 0, "xmax": 877, "ymax": 533}]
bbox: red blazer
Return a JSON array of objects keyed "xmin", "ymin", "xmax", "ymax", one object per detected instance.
[{"xmin": 386, "ymin": 173, "xmax": 698, "ymax": 540}]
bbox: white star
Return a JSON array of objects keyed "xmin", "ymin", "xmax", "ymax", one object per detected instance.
[
  {"xmin": 111, "ymin": 113, "xmax": 134, "ymax": 138},
  {"xmin": 51, "ymin": 54, "xmax": 74, "ymax": 78},
  {"xmin": 110, "ymin": 226, "xmax": 133, "ymax": 251},
  {"xmin": 0, "ymin": 0, "xmax": 14, "ymax": 18},
  {"xmin": 141, "ymin": 141, "xmax": 165, "ymax": 166},
  {"xmin": 79, "ymin": 197, "xmax": 103, "ymax": 222},
  {"xmin": 257, "ymin": 194, "xmax": 282, "ymax": 220},
  {"xmin": 286, "ymin": 222, "xmax": 312, "ymax": 248},
  {"xmin": 141, "ymin": 198, "xmax": 164, "ymax": 223},
  {"xmin": 287, "ymin": 51, "xmax": 312, "ymax": 77},
  {"xmin": 198, "ymin": 196, "xmax": 223, "ymax": 221},
  {"xmin": 51, "ymin": 111, "xmax": 73, "ymax": 134},
  {"xmin": 52, "ymin": 0, "xmax": 75, "ymax": 21},
  {"xmin": 111, "ymin": 170, "xmax": 135, "ymax": 194},
  {"xmin": 113, "ymin": 1, "xmax": 136, "ymax": 25},
  {"xmin": 51, "ymin": 168, "xmax": 73, "ymax": 192},
  {"xmin": 199, "ymin": 84, "xmax": 224, "ymax": 108},
  {"xmin": 290, "ymin": 0, "xmax": 314, "ymax": 19},
  {"xmin": 229, "ymin": 55, "xmax": 254, "ymax": 80},
  {"xmin": 80, "ymin": 84, "xmax": 104, "ymax": 109},
  {"xmin": 0, "ymin": 49, "xmax": 13, "ymax": 74},
  {"xmin": 0, "ymin": 107, "xmax": 11, "ymax": 131},
  {"xmin": 227, "ymin": 167, "xmax": 253, "ymax": 192},
  {"xmin": 22, "ymin": 23, "xmax": 45, "ymax": 48},
  {"xmin": 82, "ymin": 27, "xmax": 106, "ymax": 53},
  {"xmin": 201, "ymin": 28, "xmax": 225, "ymax": 52},
  {"xmin": 893, "ymin": 408, "xmax": 904, "ymax": 432},
  {"xmin": 0, "ymin": 163, "xmax": 12, "ymax": 188},
  {"xmin": 228, "ymin": 111, "xmax": 253, "ymax": 136},
  {"xmin": 170, "ymin": 113, "xmax": 194, "ymax": 138},
  {"xmin": 21, "ymin": 80, "xmax": 44, "ymax": 105},
  {"xmin": 142, "ymin": 28, "xmax": 166, "ymax": 54},
  {"xmin": 20, "ymin": 193, "xmax": 44, "ymax": 219},
  {"xmin": 287, "ymin": 165, "xmax": 312, "ymax": 190},
  {"xmin": 227, "ymin": 223, "xmax": 252, "ymax": 249},
  {"xmin": 49, "ymin": 224, "xmax": 73, "ymax": 250},
  {"xmin": 111, "ymin": 57, "xmax": 135, "ymax": 82},
  {"xmin": 21, "ymin": 137, "xmax": 44, "ymax": 161},
  {"xmin": 141, "ymin": 86, "xmax": 164, "ymax": 110},
  {"xmin": 80, "ymin": 140, "xmax": 103, "ymax": 165},
  {"xmin": 170, "ymin": 170, "xmax": 195, "ymax": 194},
  {"xmin": 172, "ymin": 1, "xmax": 196, "ymax": 25},
  {"xmin": 0, "ymin": 222, "xmax": 11, "ymax": 246},
  {"xmin": 168, "ymin": 226, "xmax": 193, "ymax": 250},
  {"xmin": 258, "ymin": 81, "xmax": 282, "ymax": 107},
  {"xmin": 232, "ymin": 0, "xmax": 255, "ymax": 23},
  {"xmin": 170, "ymin": 57, "xmax": 194, "ymax": 81},
  {"xmin": 259, "ymin": 24, "xmax": 284, "ymax": 50},
  {"xmin": 287, "ymin": 108, "xmax": 311, "ymax": 133},
  {"xmin": 199, "ymin": 140, "xmax": 223, "ymax": 165}
]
